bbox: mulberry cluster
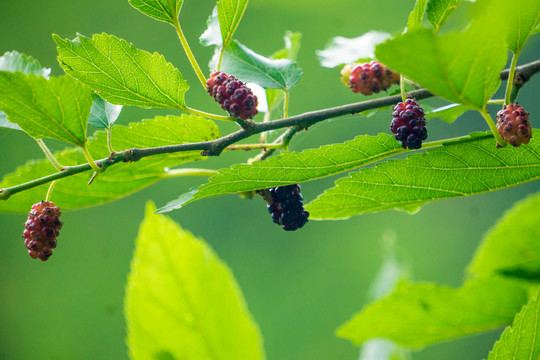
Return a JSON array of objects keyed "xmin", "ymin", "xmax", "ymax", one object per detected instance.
[
  {"xmin": 390, "ymin": 99, "xmax": 428, "ymax": 150},
  {"xmin": 266, "ymin": 184, "xmax": 309, "ymax": 231},
  {"xmin": 22, "ymin": 201, "xmax": 62, "ymax": 261},
  {"xmin": 206, "ymin": 71, "xmax": 258, "ymax": 120},
  {"xmin": 496, "ymin": 103, "xmax": 532, "ymax": 147},
  {"xmin": 348, "ymin": 61, "xmax": 400, "ymax": 95}
]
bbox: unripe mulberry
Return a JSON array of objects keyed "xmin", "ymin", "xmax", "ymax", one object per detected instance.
[
  {"xmin": 260, "ymin": 184, "xmax": 309, "ymax": 231},
  {"xmin": 349, "ymin": 61, "xmax": 400, "ymax": 95},
  {"xmin": 390, "ymin": 99, "xmax": 428, "ymax": 150},
  {"xmin": 206, "ymin": 72, "xmax": 258, "ymax": 120},
  {"xmin": 22, "ymin": 201, "xmax": 62, "ymax": 261},
  {"xmin": 496, "ymin": 103, "xmax": 532, "ymax": 147}
]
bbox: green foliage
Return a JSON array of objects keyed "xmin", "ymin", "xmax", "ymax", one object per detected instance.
[
  {"xmin": 337, "ymin": 277, "xmax": 529, "ymax": 348},
  {"xmin": 88, "ymin": 95, "xmax": 123, "ymax": 128},
  {"xmin": 0, "ymin": 115, "xmax": 219, "ymax": 213},
  {"xmin": 200, "ymin": 7, "xmax": 221, "ymax": 47},
  {"xmin": 491, "ymin": 0, "xmax": 540, "ymax": 54},
  {"xmin": 216, "ymin": 0, "xmax": 250, "ymax": 52},
  {"xmin": 0, "ymin": 50, "xmax": 50, "ymax": 78},
  {"xmin": 125, "ymin": 202, "xmax": 265, "ymax": 360},
  {"xmin": 306, "ymin": 131, "xmax": 540, "ymax": 220},
  {"xmin": 426, "ymin": 103, "xmax": 470, "ymax": 123},
  {"xmin": 487, "ymin": 290, "xmax": 540, "ymax": 360},
  {"xmin": 128, "ymin": 0, "xmax": 183, "ymax": 25},
  {"xmin": 426, "ymin": 0, "xmax": 463, "ymax": 32},
  {"xmin": 0, "ymin": 73, "xmax": 92, "ymax": 146},
  {"xmin": 54, "ymin": 33, "xmax": 189, "ymax": 109},
  {"xmin": 407, "ymin": 0, "xmax": 429, "ymax": 31}
]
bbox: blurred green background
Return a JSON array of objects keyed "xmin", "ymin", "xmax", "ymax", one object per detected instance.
[{"xmin": 1, "ymin": 0, "xmax": 539, "ymax": 359}]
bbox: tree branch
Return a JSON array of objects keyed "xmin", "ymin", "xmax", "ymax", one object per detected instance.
[{"xmin": 1, "ymin": 59, "xmax": 540, "ymax": 201}]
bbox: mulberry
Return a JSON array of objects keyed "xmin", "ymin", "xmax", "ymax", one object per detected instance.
[
  {"xmin": 206, "ymin": 72, "xmax": 258, "ymax": 120},
  {"xmin": 261, "ymin": 184, "xmax": 309, "ymax": 231},
  {"xmin": 349, "ymin": 61, "xmax": 400, "ymax": 95},
  {"xmin": 22, "ymin": 201, "xmax": 62, "ymax": 261},
  {"xmin": 496, "ymin": 103, "xmax": 532, "ymax": 147},
  {"xmin": 390, "ymin": 99, "xmax": 428, "ymax": 150}
]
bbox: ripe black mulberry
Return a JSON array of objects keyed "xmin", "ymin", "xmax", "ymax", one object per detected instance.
[
  {"xmin": 261, "ymin": 184, "xmax": 309, "ymax": 231},
  {"xmin": 206, "ymin": 72, "xmax": 258, "ymax": 120},
  {"xmin": 22, "ymin": 201, "xmax": 62, "ymax": 261},
  {"xmin": 390, "ymin": 99, "xmax": 428, "ymax": 150}
]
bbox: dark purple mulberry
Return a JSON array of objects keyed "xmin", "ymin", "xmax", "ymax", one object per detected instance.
[
  {"xmin": 496, "ymin": 103, "xmax": 532, "ymax": 147},
  {"xmin": 22, "ymin": 201, "xmax": 62, "ymax": 261},
  {"xmin": 349, "ymin": 61, "xmax": 400, "ymax": 95},
  {"xmin": 390, "ymin": 99, "xmax": 428, "ymax": 150},
  {"xmin": 206, "ymin": 72, "xmax": 258, "ymax": 120},
  {"xmin": 262, "ymin": 184, "xmax": 309, "ymax": 231}
]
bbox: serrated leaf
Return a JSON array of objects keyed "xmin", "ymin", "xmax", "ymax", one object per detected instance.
[
  {"xmin": 128, "ymin": 0, "xmax": 183, "ymax": 25},
  {"xmin": 54, "ymin": 33, "xmax": 189, "ymax": 109},
  {"xmin": 88, "ymin": 95, "xmax": 122, "ymax": 128},
  {"xmin": 217, "ymin": 40, "xmax": 303, "ymax": 90},
  {"xmin": 0, "ymin": 73, "xmax": 92, "ymax": 145},
  {"xmin": 306, "ymin": 130, "xmax": 540, "ymax": 220},
  {"xmin": 407, "ymin": 0, "xmax": 429, "ymax": 31},
  {"xmin": 493, "ymin": 0, "xmax": 540, "ymax": 54},
  {"xmin": 487, "ymin": 289, "xmax": 540, "ymax": 360},
  {"xmin": 468, "ymin": 190, "xmax": 540, "ymax": 279},
  {"xmin": 156, "ymin": 133, "xmax": 406, "ymax": 213},
  {"xmin": 337, "ymin": 277, "xmax": 528, "ymax": 348},
  {"xmin": 426, "ymin": 103, "xmax": 470, "ymax": 123},
  {"xmin": 125, "ymin": 202, "xmax": 265, "ymax": 360},
  {"xmin": 375, "ymin": 17, "xmax": 507, "ymax": 110},
  {"xmin": 0, "ymin": 50, "xmax": 50, "ymax": 78},
  {"xmin": 426, "ymin": 0, "xmax": 464, "ymax": 32},
  {"xmin": 317, "ymin": 31, "xmax": 392, "ymax": 68},
  {"xmin": 0, "ymin": 115, "xmax": 219, "ymax": 213},
  {"xmin": 217, "ymin": 0, "xmax": 249, "ymax": 50},
  {"xmin": 200, "ymin": 6, "xmax": 222, "ymax": 47}
]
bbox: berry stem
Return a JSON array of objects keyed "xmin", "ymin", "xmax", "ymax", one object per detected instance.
[
  {"xmin": 36, "ymin": 139, "xmax": 65, "ymax": 171},
  {"xmin": 81, "ymin": 144, "xmax": 103, "ymax": 172},
  {"xmin": 217, "ymin": 47, "xmax": 225, "ymax": 72},
  {"xmin": 480, "ymin": 109, "xmax": 507, "ymax": 147},
  {"xmin": 504, "ymin": 52, "xmax": 520, "ymax": 106},
  {"xmin": 283, "ymin": 91, "xmax": 290, "ymax": 118},
  {"xmin": 106, "ymin": 127, "xmax": 116, "ymax": 154},
  {"xmin": 45, "ymin": 180, "xmax": 58, "ymax": 202},
  {"xmin": 259, "ymin": 111, "xmax": 272, "ymax": 144},
  {"xmin": 400, "ymin": 75, "xmax": 407, "ymax": 103},
  {"xmin": 172, "ymin": 18, "xmax": 207, "ymax": 90},
  {"xmin": 185, "ymin": 107, "xmax": 236, "ymax": 122},
  {"xmin": 163, "ymin": 168, "xmax": 218, "ymax": 178},
  {"xmin": 487, "ymin": 99, "xmax": 505, "ymax": 105}
]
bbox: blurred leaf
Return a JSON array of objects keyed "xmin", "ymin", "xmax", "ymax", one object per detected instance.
[
  {"xmin": 317, "ymin": 31, "xmax": 392, "ymax": 68},
  {"xmin": 54, "ymin": 33, "xmax": 189, "ymax": 109},
  {"xmin": 0, "ymin": 50, "xmax": 50, "ymax": 78},
  {"xmin": 337, "ymin": 277, "xmax": 528, "ymax": 348},
  {"xmin": 426, "ymin": 0, "xmax": 464, "ymax": 32},
  {"xmin": 156, "ymin": 133, "xmax": 406, "ymax": 213},
  {"xmin": 125, "ymin": 202, "xmax": 265, "ymax": 360},
  {"xmin": 468, "ymin": 190, "xmax": 540, "ymax": 280},
  {"xmin": 217, "ymin": 0, "xmax": 250, "ymax": 50},
  {"xmin": 426, "ymin": 103, "xmax": 470, "ymax": 123},
  {"xmin": 360, "ymin": 340, "xmax": 411, "ymax": 360},
  {"xmin": 375, "ymin": 16, "xmax": 507, "ymax": 110},
  {"xmin": 128, "ymin": 0, "xmax": 183, "ymax": 25},
  {"xmin": 217, "ymin": 40, "xmax": 303, "ymax": 90},
  {"xmin": 88, "ymin": 95, "xmax": 123, "ymax": 128},
  {"xmin": 534, "ymin": 23, "xmax": 540, "ymax": 35},
  {"xmin": 487, "ymin": 290, "xmax": 540, "ymax": 360},
  {"xmin": 0, "ymin": 73, "xmax": 92, "ymax": 145},
  {"xmin": 0, "ymin": 111, "xmax": 22, "ymax": 131},
  {"xmin": 0, "ymin": 115, "xmax": 219, "ymax": 213},
  {"xmin": 200, "ymin": 6, "xmax": 221, "ymax": 47},
  {"xmin": 491, "ymin": 0, "xmax": 540, "ymax": 54},
  {"xmin": 407, "ymin": 0, "xmax": 429, "ymax": 31},
  {"xmin": 306, "ymin": 130, "xmax": 540, "ymax": 220}
]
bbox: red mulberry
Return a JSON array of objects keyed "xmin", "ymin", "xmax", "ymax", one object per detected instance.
[
  {"xmin": 390, "ymin": 99, "xmax": 428, "ymax": 150},
  {"xmin": 496, "ymin": 103, "xmax": 532, "ymax": 147},
  {"xmin": 206, "ymin": 72, "xmax": 258, "ymax": 120},
  {"xmin": 22, "ymin": 201, "xmax": 62, "ymax": 261},
  {"xmin": 349, "ymin": 61, "xmax": 400, "ymax": 95}
]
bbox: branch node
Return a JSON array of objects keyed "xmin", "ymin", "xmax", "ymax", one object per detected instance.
[{"xmin": 237, "ymin": 119, "xmax": 256, "ymax": 132}]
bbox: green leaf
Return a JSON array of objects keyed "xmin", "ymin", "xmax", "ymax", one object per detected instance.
[
  {"xmin": 317, "ymin": 31, "xmax": 392, "ymax": 68},
  {"xmin": 426, "ymin": 0, "xmax": 464, "ymax": 32},
  {"xmin": 407, "ymin": 0, "xmax": 429, "ymax": 31},
  {"xmin": 468, "ymin": 190, "xmax": 540, "ymax": 280},
  {"xmin": 156, "ymin": 133, "xmax": 406, "ymax": 213},
  {"xmin": 375, "ymin": 17, "xmax": 507, "ymax": 110},
  {"xmin": 0, "ymin": 73, "xmax": 92, "ymax": 145},
  {"xmin": 426, "ymin": 103, "xmax": 470, "ymax": 123},
  {"xmin": 128, "ymin": 0, "xmax": 183, "ymax": 25},
  {"xmin": 0, "ymin": 111, "xmax": 22, "ymax": 131},
  {"xmin": 0, "ymin": 115, "xmax": 219, "ymax": 213},
  {"xmin": 495, "ymin": 0, "xmax": 540, "ymax": 54},
  {"xmin": 487, "ymin": 289, "xmax": 540, "ymax": 360},
  {"xmin": 125, "ymin": 202, "xmax": 265, "ymax": 360},
  {"xmin": 88, "ymin": 95, "xmax": 123, "ymax": 128},
  {"xmin": 217, "ymin": 0, "xmax": 250, "ymax": 50},
  {"xmin": 200, "ymin": 6, "xmax": 221, "ymax": 47},
  {"xmin": 0, "ymin": 50, "xmax": 50, "ymax": 78},
  {"xmin": 337, "ymin": 277, "xmax": 528, "ymax": 348},
  {"xmin": 54, "ymin": 33, "xmax": 189, "ymax": 109},
  {"xmin": 306, "ymin": 130, "xmax": 540, "ymax": 220},
  {"xmin": 217, "ymin": 40, "xmax": 303, "ymax": 90}
]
